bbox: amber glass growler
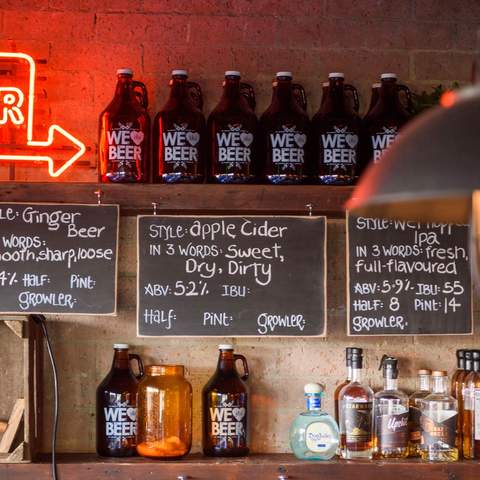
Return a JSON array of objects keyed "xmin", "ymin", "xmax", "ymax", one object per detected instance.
[
  {"xmin": 99, "ymin": 68, "xmax": 150, "ymax": 183},
  {"xmin": 96, "ymin": 344, "xmax": 144, "ymax": 457},
  {"xmin": 137, "ymin": 365, "xmax": 192, "ymax": 459},
  {"xmin": 208, "ymin": 71, "xmax": 258, "ymax": 183},
  {"xmin": 203, "ymin": 345, "xmax": 250, "ymax": 457},
  {"xmin": 153, "ymin": 70, "xmax": 206, "ymax": 183}
]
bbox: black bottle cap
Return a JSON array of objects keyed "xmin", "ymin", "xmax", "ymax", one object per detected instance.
[
  {"xmin": 471, "ymin": 350, "xmax": 480, "ymax": 360},
  {"xmin": 465, "ymin": 350, "xmax": 473, "ymax": 371},
  {"xmin": 351, "ymin": 351, "xmax": 363, "ymax": 369},
  {"xmin": 457, "ymin": 349, "xmax": 466, "ymax": 358},
  {"xmin": 379, "ymin": 355, "xmax": 398, "ymax": 379},
  {"xmin": 346, "ymin": 347, "xmax": 352, "ymax": 366}
]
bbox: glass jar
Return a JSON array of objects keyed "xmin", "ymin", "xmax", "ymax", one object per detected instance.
[{"xmin": 137, "ymin": 365, "xmax": 192, "ymax": 459}]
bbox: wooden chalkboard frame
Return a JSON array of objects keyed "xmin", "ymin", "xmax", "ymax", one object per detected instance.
[
  {"xmin": 136, "ymin": 215, "xmax": 327, "ymax": 338},
  {"xmin": 346, "ymin": 211, "xmax": 473, "ymax": 336},
  {"xmin": 0, "ymin": 202, "xmax": 120, "ymax": 316}
]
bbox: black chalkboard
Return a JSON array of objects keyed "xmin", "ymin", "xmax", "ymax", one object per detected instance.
[
  {"xmin": 347, "ymin": 213, "xmax": 472, "ymax": 335},
  {"xmin": 137, "ymin": 216, "xmax": 326, "ymax": 336},
  {"xmin": 0, "ymin": 203, "xmax": 119, "ymax": 315}
]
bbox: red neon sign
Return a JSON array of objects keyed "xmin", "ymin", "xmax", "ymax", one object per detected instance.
[{"xmin": 0, "ymin": 52, "xmax": 86, "ymax": 177}]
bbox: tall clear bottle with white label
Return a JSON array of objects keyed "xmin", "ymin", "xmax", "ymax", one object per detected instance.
[
  {"xmin": 96, "ymin": 344, "xmax": 144, "ymax": 457},
  {"xmin": 290, "ymin": 383, "xmax": 339, "ymax": 460},
  {"xmin": 202, "ymin": 345, "xmax": 250, "ymax": 457}
]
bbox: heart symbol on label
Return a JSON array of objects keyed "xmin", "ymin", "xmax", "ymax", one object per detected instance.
[
  {"xmin": 186, "ymin": 131, "xmax": 200, "ymax": 146},
  {"xmin": 294, "ymin": 133, "xmax": 306, "ymax": 148},
  {"xmin": 232, "ymin": 407, "xmax": 246, "ymax": 422},
  {"xmin": 345, "ymin": 133, "xmax": 359, "ymax": 149},
  {"xmin": 240, "ymin": 132, "xmax": 253, "ymax": 147},
  {"xmin": 126, "ymin": 407, "xmax": 137, "ymax": 422},
  {"xmin": 130, "ymin": 130, "xmax": 144, "ymax": 145}
]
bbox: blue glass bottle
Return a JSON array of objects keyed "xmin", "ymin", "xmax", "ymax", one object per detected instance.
[{"xmin": 289, "ymin": 383, "xmax": 339, "ymax": 460}]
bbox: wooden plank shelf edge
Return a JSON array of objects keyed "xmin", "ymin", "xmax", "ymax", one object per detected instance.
[
  {"xmin": 0, "ymin": 183, "xmax": 353, "ymax": 217},
  {"xmin": 1, "ymin": 454, "xmax": 479, "ymax": 480}
]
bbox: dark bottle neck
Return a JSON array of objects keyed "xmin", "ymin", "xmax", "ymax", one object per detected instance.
[
  {"xmin": 216, "ymin": 350, "xmax": 238, "ymax": 377},
  {"xmin": 170, "ymin": 76, "xmax": 190, "ymax": 102},
  {"xmin": 112, "ymin": 349, "xmax": 131, "ymax": 371},
  {"xmin": 272, "ymin": 78, "xmax": 295, "ymax": 109},
  {"xmin": 378, "ymin": 79, "xmax": 401, "ymax": 110},
  {"xmin": 115, "ymin": 75, "xmax": 135, "ymax": 103},
  {"xmin": 322, "ymin": 77, "xmax": 346, "ymax": 114},
  {"xmin": 221, "ymin": 77, "xmax": 242, "ymax": 105}
]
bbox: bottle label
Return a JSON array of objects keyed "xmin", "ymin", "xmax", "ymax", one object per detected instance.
[
  {"xmin": 103, "ymin": 397, "xmax": 137, "ymax": 441},
  {"xmin": 376, "ymin": 409, "xmax": 408, "ymax": 449},
  {"xmin": 320, "ymin": 126, "xmax": 358, "ymax": 167},
  {"xmin": 344, "ymin": 401, "xmax": 372, "ymax": 444},
  {"xmin": 162, "ymin": 122, "xmax": 200, "ymax": 170},
  {"xmin": 107, "ymin": 122, "xmax": 144, "ymax": 170},
  {"xmin": 370, "ymin": 126, "xmax": 398, "ymax": 163},
  {"xmin": 270, "ymin": 125, "xmax": 306, "ymax": 168},
  {"xmin": 420, "ymin": 411, "xmax": 457, "ymax": 448},
  {"xmin": 208, "ymin": 392, "xmax": 248, "ymax": 449},
  {"xmin": 409, "ymin": 404, "xmax": 423, "ymax": 444},
  {"xmin": 305, "ymin": 422, "xmax": 335, "ymax": 453},
  {"xmin": 216, "ymin": 123, "xmax": 253, "ymax": 167},
  {"xmin": 475, "ymin": 389, "xmax": 480, "ymax": 441}
]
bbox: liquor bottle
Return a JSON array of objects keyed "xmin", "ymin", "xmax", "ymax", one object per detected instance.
[
  {"xmin": 289, "ymin": 383, "xmax": 339, "ymax": 460},
  {"xmin": 408, "ymin": 369, "xmax": 431, "ymax": 457},
  {"xmin": 420, "ymin": 370, "xmax": 458, "ymax": 462},
  {"xmin": 99, "ymin": 68, "xmax": 150, "ymax": 183},
  {"xmin": 457, "ymin": 350, "xmax": 473, "ymax": 457},
  {"xmin": 339, "ymin": 349, "xmax": 374, "ymax": 459},
  {"xmin": 208, "ymin": 71, "xmax": 258, "ymax": 183},
  {"xmin": 451, "ymin": 349, "xmax": 466, "ymax": 397},
  {"xmin": 260, "ymin": 72, "xmax": 310, "ymax": 184},
  {"xmin": 312, "ymin": 73, "xmax": 361, "ymax": 185},
  {"xmin": 373, "ymin": 355, "xmax": 409, "ymax": 458},
  {"xmin": 334, "ymin": 347, "xmax": 354, "ymax": 424},
  {"xmin": 96, "ymin": 344, "xmax": 144, "ymax": 457},
  {"xmin": 202, "ymin": 345, "xmax": 249, "ymax": 457},
  {"xmin": 462, "ymin": 350, "xmax": 480, "ymax": 459},
  {"xmin": 153, "ymin": 70, "xmax": 206, "ymax": 183}
]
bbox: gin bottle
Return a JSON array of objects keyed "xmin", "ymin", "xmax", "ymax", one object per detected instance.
[
  {"xmin": 289, "ymin": 383, "xmax": 339, "ymax": 460},
  {"xmin": 420, "ymin": 370, "xmax": 458, "ymax": 462}
]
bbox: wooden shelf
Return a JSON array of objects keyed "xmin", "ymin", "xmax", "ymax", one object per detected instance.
[
  {"xmin": 1, "ymin": 453, "xmax": 478, "ymax": 479},
  {"xmin": 0, "ymin": 183, "xmax": 352, "ymax": 217}
]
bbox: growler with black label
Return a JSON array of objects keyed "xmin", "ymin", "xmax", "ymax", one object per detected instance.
[
  {"xmin": 202, "ymin": 345, "xmax": 250, "ymax": 457},
  {"xmin": 96, "ymin": 344, "xmax": 144, "ymax": 457}
]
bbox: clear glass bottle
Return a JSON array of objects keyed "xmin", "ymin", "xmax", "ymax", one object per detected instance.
[
  {"xmin": 462, "ymin": 350, "xmax": 480, "ymax": 459},
  {"xmin": 419, "ymin": 370, "xmax": 458, "ymax": 462},
  {"xmin": 451, "ymin": 349, "xmax": 466, "ymax": 397},
  {"xmin": 408, "ymin": 369, "xmax": 431, "ymax": 457},
  {"xmin": 373, "ymin": 356, "xmax": 409, "ymax": 459},
  {"xmin": 334, "ymin": 347, "xmax": 354, "ymax": 424},
  {"xmin": 290, "ymin": 383, "xmax": 339, "ymax": 460},
  {"xmin": 339, "ymin": 349, "xmax": 374, "ymax": 459}
]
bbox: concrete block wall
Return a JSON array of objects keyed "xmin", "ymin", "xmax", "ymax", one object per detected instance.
[{"xmin": 0, "ymin": 0, "xmax": 478, "ymax": 453}]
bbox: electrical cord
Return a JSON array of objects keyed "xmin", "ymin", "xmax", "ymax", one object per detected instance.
[{"xmin": 30, "ymin": 314, "xmax": 58, "ymax": 480}]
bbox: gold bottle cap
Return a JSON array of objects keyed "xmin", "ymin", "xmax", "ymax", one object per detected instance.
[
  {"xmin": 431, "ymin": 370, "xmax": 447, "ymax": 377},
  {"xmin": 417, "ymin": 369, "xmax": 432, "ymax": 375}
]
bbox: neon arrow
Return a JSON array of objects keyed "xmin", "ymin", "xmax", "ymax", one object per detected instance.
[{"xmin": 0, "ymin": 52, "xmax": 86, "ymax": 177}]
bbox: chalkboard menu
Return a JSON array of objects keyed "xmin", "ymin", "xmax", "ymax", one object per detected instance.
[
  {"xmin": 0, "ymin": 203, "xmax": 119, "ymax": 315},
  {"xmin": 137, "ymin": 216, "xmax": 326, "ymax": 337},
  {"xmin": 347, "ymin": 213, "xmax": 472, "ymax": 336}
]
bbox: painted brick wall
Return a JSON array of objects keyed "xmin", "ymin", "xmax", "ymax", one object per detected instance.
[{"xmin": 0, "ymin": 0, "xmax": 478, "ymax": 454}]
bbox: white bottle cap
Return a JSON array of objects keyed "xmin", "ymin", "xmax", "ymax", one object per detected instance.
[
  {"xmin": 304, "ymin": 383, "xmax": 324, "ymax": 394},
  {"xmin": 372, "ymin": 82, "xmax": 381, "ymax": 88},
  {"xmin": 114, "ymin": 343, "xmax": 129, "ymax": 349},
  {"xmin": 172, "ymin": 69, "xmax": 188, "ymax": 76},
  {"xmin": 276, "ymin": 71, "xmax": 293, "ymax": 78},
  {"xmin": 328, "ymin": 72, "xmax": 344, "ymax": 78},
  {"xmin": 225, "ymin": 70, "xmax": 241, "ymax": 77},
  {"xmin": 117, "ymin": 68, "xmax": 133, "ymax": 76},
  {"xmin": 218, "ymin": 344, "xmax": 234, "ymax": 350},
  {"xmin": 381, "ymin": 73, "xmax": 397, "ymax": 79}
]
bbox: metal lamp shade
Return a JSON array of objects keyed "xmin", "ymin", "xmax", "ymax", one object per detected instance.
[{"xmin": 346, "ymin": 86, "xmax": 480, "ymax": 224}]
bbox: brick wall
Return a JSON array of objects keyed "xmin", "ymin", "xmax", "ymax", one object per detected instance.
[
  {"xmin": 0, "ymin": 0, "xmax": 478, "ymax": 181},
  {"xmin": 0, "ymin": 0, "xmax": 478, "ymax": 454}
]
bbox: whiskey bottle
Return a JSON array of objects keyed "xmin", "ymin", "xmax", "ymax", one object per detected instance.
[
  {"xmin": 339, "ymin": 349, "xmax": 374, "ymax": 459},
  {"xmin": 373, "ymin": 355, "xmax": 409, "ymax": 458},
  {"xmin": 334, "ymin": 347, "xmax": 354, "ymax": 424},
  {"xmin": 408, "ymin": 369, "xmax": 431, "ymax": 457},
  {"xmin": 289, "ymin": 383, "xmax": 339, "ymax": 460},
  {"xmin": 451, "ymin": 349, "xmax": 466, "ymax": 397},
  {"xmin": 420, "ymin": 370, "xmax": 458, "ymax": 462},
  {"xmin": 457, "ymin": 350, "xmax": 473, "ymax": 457},
  {"xmin": 462, "ymin": 350, "xmax": 480, "ymax": 459}
]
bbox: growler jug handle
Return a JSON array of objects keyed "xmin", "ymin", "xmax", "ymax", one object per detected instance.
[
  {"xmin": 234, "ymin": 354, "xmax": 249, "ymax": 381},
  {"xmin": 132, "ymin": 80, "xmax": 149, "ymax": 109},
  {"xmin": 397, "ymin": 84, "xmax": 413, "ymax": 114},
  {"xmin": 128, "ymin": 353, "xmax": 145, "ymax": 380},
  {"xmin": 344, "ymin": 84, "xmax": 360, "ymax": 112},
  {"xmin": 187, "ymin": 81, "xmax": 204, "ymax": 111},
  {"xmin": 292, "ymin": 83, "xmax": 307, "ymax": 112},
  {"xmin": 240, "ymin": 82, "xmax": 256, "ymax": 111}
]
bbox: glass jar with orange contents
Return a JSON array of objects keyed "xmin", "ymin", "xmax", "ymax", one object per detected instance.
[{"xmin": 137, "ymin": 365, "xmax": 192, "ymax": 459}]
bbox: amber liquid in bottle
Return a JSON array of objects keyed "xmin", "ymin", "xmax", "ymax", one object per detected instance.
[
  {"xmin": 458, "ymin": 351, "xmax": 473, "ymax": 458},
  {"xmin": 463, "ymin": 351, "xmax": 480, "ymax": 459}
]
